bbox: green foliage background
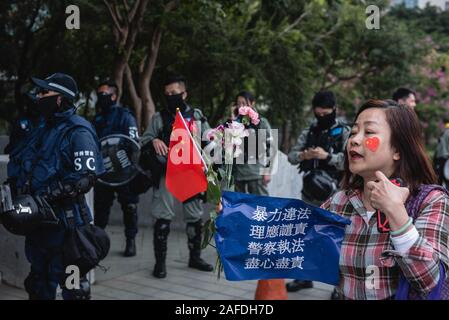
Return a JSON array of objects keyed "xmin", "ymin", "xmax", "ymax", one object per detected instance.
[{"xmin": 1, "ymin": 0, "xmax": 449, "ymax": 152}]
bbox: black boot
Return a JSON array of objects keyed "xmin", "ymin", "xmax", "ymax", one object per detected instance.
[
  {"xmin": 124, "ymin": 238, "xmax": 136, "ymax": 257},
  {"xmin": 186, "ymin": 220, "xmax": 213, "ymax": 272},
  {"xmin": 123, "ymin": 203, "xmax": 138, "ymax": 257},
  {"xmin": 286, "ymin": 280, "xmax": 313, "ymax": 292},
  {"xmin": 153, "ymin": 219, "xmax": 170, "ymax": 278}
]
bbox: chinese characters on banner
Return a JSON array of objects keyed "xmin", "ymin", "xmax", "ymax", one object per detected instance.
[{"xmin": 215, "ymin": 191, "xmax": 351, "ymax": 285}]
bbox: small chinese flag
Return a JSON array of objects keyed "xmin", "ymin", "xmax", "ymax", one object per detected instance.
[{"xmin": 165, "ymin": 110, "xmax": 207, "ymax": 202}]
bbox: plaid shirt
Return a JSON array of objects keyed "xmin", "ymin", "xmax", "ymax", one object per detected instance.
[{"xmin": 321, "ymin": 189, "xmax": 449, "ymax": 300}]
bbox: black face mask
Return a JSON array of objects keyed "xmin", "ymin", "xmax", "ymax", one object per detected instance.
[
  {"xmin": 315, "ymin": 109, "xmax": 336, "ymax": 130},
  {"xmin": 24, "ymin": 93, "xmax": 40, "ymax": 120},
  {"xmin": 165, "ymin": 93, "xmax": 186, "ymax": 114},
  {"xmin": 36, "ymin": 95, "xmax": 59, "ymax": 119},
  {"xmin": 97, "ymin": 93, "xmax": 114, "ymax": 112}
]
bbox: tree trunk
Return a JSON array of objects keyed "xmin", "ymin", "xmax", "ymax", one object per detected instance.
[
  {"xmin": 139, "ymin": 26, "xmax": 162, "ymax": 131},
  {"xmin": 125, "ymin": 63, "xmax": 142, "ymax": 130},
  {"xmin": 105, "ymin": 0, "xmax": 150, "ymax": 101}
]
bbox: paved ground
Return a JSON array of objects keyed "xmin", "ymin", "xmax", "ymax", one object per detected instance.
[{"xmin": 0, "ymin": 225, "xmax": 334, "ymax": 300}]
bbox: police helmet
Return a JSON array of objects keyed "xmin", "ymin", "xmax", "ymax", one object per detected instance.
[{"xmin": 1, "ymin": 195, "xmax": 59, "ymax": 236}]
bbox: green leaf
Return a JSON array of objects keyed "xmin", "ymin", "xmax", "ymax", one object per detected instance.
[{"xmin": 201, "ymin": 219, "xmax": 212, "ymax": 249}]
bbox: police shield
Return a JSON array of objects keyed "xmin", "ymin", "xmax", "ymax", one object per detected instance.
[{"xmin": 98, "ymin": 134, "xmax": 141, "ymax": 187}]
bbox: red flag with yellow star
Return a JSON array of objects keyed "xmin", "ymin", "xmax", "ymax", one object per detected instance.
[{"xmin": 165, "ymin": 110, "xmax": 207, "ymax": 202}]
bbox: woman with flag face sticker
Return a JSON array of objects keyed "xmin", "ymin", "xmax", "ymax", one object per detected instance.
[{"xmin": 321, "ymin": 99, "xmax": 449, "ymax": 300}]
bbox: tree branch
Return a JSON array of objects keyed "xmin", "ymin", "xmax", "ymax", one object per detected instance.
[
  {"xmin": 112, "ymin": 0, "xmax": 124, "ymax": 24},
  {"xmin": 142, "ymin": 26, "xmax": 162, "ymax": 80},
  {"xmin": 278, "ymin": 4, "xmax": 312, "ymax": 37},
  {"xmin": 164, "ymin": 0, "xmax": 178, "ymax": 13},
  {"xmin": 128, "ymin": 0, "xmax": 142, "ymax": 22},
  {"xmin": 122, "ymin": 0, "xmax": 130, "ymax": 24},
  {"xmin": 103, "ymin": 0, "xmax": 122, "ymax": 33}
]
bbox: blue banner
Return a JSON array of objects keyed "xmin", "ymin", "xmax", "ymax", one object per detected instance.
[{"xmin": 215, "ymin": 191, "xmax": 351, "ymax": 285}]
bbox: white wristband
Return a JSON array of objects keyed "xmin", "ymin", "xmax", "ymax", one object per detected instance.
[{"xmin": 390, "ymin": 226, "xmax": 419, "ymax": 254}]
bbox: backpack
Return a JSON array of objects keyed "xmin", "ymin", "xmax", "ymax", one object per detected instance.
[
  {"xmin": 62, "ymin": 196, "xmax": 110, "ymax": 277},
  {"xmin": 395, "ymin": 184, "xmax": 449, "ymax": 300}
]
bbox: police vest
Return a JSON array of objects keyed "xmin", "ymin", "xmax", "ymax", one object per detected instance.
[
  {"xmin": 8, "ymin": 112, "xmax": 97, "ymax": 196},
  {"xmin": 300, "ymin": 124, "xmax": 347, "ymax": 179},
  {"xmin": 159, "ymin": 108, "xmax": 206, "ymax": 145},
  {"xmin": 94, "ymin": 105, "xmax": 136, "ymax": 139}
]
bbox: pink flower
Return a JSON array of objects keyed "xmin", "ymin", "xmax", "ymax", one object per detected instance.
[
  {"xmin": 206, "ymin": 125, "xmax": 225, "ymax": 142},
  {"xmin": 427, "ymin": 87, "xmax": 437, "ymax": 98},
  {"xmin": 239, "ymin": 106, "xmax": 260, "ymax": 125},
  {"xmin": 248, "ymin": 109, "xmax": 260, "ymax": 125},
  {"xmin": 436, "ymin": 70, "xmax": 445, "ymax": 78},
  {"xmin": 238, "ymin": 106, "xmax": 252, "ymax": 116}
]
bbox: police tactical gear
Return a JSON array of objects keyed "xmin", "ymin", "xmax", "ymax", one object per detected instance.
[
  {"xmin": 288, "ymin": 118, "xmax": 350, "ymax": 204},
  {"xmin": 153, "ymin": 218, "xmax": 171, "ymax": 278},
  {"xmin": 0, "ymin": 192, "xmax": 59, "ymax": 236},
  {"xmin": 302, "ymin": 169, "xmax": 337, "ymax": 202},
  {"xmin": 300, "ymin": 124, "xmax": 346, "ymax": 180},
  {"xmin": 31, "ymin": 73, "xmax": 78, "ymax": 100},
  {"xmin": 93, "ymin": 102, "xmax": 140, "ymax": 257},
  {"xmin": 187, "ymin": 220, "xmax": 214, "ymax": 272},
  {"xmin": 63, "ymin": 199, "xmax": 110, "ymax": 277},
  {"xmin": 139, "ymin": 108, "xmax": 201, "ymax": 189},
  {"xmin": 7, "ymin": 73, "xmax": 105, "ymax": 300},
  {"xmin": 123, "ymin": 203, "xmax": 137, "ymax": 257},
  {"xmin": 98, "ymin": 134, "xmax": 141, "ymax": 187}
]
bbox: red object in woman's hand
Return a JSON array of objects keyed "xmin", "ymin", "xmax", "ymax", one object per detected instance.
[{"xmin": 376, "ymin": 178, "xmax": 405, "ymax": 233}]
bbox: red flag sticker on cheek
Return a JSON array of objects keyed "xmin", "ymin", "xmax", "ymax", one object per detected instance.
[{"xmin": 365, "ymin": 137, "xmax": 380, "ymax": 152}]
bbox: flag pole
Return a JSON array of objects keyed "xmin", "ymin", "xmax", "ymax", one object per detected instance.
[{"xmin": 176, "ymin": 109, "xmax": 209, "ymax": 173}]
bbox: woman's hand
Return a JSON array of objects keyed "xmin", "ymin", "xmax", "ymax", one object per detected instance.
[
  {"xmin": 366, "ymin": 171, "xmax": 410, "ymax": 219},
  {"xmin": 216, "ymin": 201, "xmax": 223, "ymax": 214}
]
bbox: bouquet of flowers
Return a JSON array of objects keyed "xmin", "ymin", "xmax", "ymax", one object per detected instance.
[{"xmin": 201, "ymin": 106, "xmax": 260, "ymax": 277}]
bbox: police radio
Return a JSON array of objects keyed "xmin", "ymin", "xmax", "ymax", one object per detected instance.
[{"xmin": 377, "ymin": 177, "xmax": 406, "ymax": 233}]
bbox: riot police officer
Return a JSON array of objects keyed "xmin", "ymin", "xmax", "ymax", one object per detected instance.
[
  {"xmin": 5, "ymin": 73, "xmax": 104, "ymax": 300},
  {"xmin": 92, "ymin": 82, "xmax": 140, "ymax": 257},
  {"xmin": 140, "ymin": 74, "xmax": 213, "ymax": 278},
  {"xmin": 286, "ymin": 90, "xmax": 350, "ymax": 294}
]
